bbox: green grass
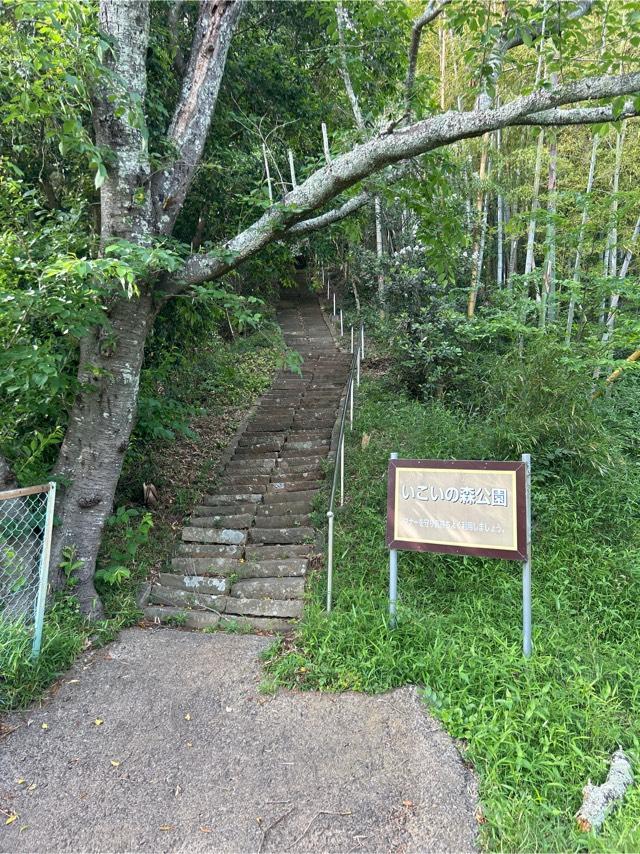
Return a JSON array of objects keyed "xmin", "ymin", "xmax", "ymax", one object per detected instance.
[{"xmin": 265, "ymin": 378, "xmax": 640, "ymax": 852}]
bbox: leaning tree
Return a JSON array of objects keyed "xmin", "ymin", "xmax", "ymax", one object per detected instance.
[{"xmin": 4, "ymin": 0, "xmax": 640, "ymax": 616}]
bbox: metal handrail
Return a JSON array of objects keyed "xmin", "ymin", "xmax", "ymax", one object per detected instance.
[{"xmin": 326, "ymin": 295, "xmax": 364, "ymax": 612}]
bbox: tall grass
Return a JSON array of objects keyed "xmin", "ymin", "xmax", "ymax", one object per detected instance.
[{"xmin": 266, "ymin": 378, "xmax": 640, "ymax": 852}]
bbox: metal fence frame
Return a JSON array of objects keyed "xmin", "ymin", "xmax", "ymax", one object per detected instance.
[
  {"xmin": 326, "ymin": 289, "xmax": 363, "ymax": 612},
  {"xmin": 0, "ymin": 482, "xmax": 57, "ymax": 658}
]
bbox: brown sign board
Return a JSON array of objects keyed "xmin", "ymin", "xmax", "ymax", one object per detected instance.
[{"xmin": 386, "ymin": 459, "xmax": 527, "ymax": 561}]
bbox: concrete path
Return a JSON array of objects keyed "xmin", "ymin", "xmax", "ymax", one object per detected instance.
[{"xmin": 0, "ymin": 628, "xmax": 478, "ymax": 853}]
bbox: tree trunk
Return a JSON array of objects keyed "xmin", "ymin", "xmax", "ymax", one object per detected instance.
[
  {"xmin": 467, "ymin": 132, "xmax": 490, "ymax": 317},
  {"xmin": 52, "ymin": 295, "xmax": 155, "ymax": 617},
  {"xmin": 566, "ymin": 134, "xmax": 599, "ymax": 344},
  {"xmin": 541, "ymin": 127, "xmax": 558, "ymax": 326},
  {"xmin": 496, "ymin": 128, "xmax": 504, "ymax": 287},
  {"xmin": 524, "ymin": 129, "xmax": 544, "ymax": 276}
]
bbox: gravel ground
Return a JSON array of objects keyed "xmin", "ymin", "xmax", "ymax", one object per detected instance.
[{"xmin": 0, "ymin": 627, "xmax": 477, "ymax": 853}]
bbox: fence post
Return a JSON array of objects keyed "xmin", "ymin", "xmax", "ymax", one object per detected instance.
[
  {"xmin": 32, "ymin": 482, "xmax": 56, "ymax": 658},
  {"xmin": 340, "ymin": 434, "xmax": 345, "ymax": 507},
  {"xmin": 356, "ymin": 346, "xmax": 360, "ymax": 387},
  {"xmin": 340, "ymin": 309, "xmax": 344, "ymax": 337},
  {"xmin": 326, "ymin": 510, "xmax": 334, "ymax": 612},
  {"xmin": 360, "ymin": 323, "xmax": 365, "ymax": 360},
  {"xmin": 350, "ymin": 325, "xmax": 354, "ymax": 354},
  {"xmin": 333, "ymin": 291, "xmax": 336, "ymax": 317}
]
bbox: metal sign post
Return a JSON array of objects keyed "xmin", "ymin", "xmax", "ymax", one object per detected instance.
[
  {"xmin": 386, "ymin": 457, "xmax": 533, "ymax": 656},
  {"xmin": 389, "ymin": 452, "xmax": 399, "ymax": 626},
  {"xmin": 522, "ymin": 453, "xmax": 532, "ymax": 658}
]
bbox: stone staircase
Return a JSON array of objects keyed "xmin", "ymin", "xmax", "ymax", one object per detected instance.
[{"xmin": 143, "ymin": 294, "xmax": 351, "ymax": 632}]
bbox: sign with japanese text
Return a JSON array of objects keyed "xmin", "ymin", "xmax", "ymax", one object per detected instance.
[{"xmin": 386, "ymin": 459, "xmax": 527, "ymax": 560}]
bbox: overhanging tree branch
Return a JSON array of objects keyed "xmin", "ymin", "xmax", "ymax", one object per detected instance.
[{"xmin": 171, "ymin": 71, "xmax": 640, "ymax": 293}]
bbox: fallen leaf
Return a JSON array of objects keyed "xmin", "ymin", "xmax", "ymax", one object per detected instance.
[
  {"xmin": 66, "ymin": 679, "xmax": 79, "ymax": 685},
  {"xmin": 5, "ymin": 814, "xmax": 18, "ymax": 825},
  {"xmin": 186, "ymin": 741, "xmax": 193, "ymax": 748},
  {"xmin": 17, "ymin": 779, "xmax": 25, "ymax": 785},
  {"xmin": 110, "ymin": 760, "xmax": 121, "ymax": 768},
  {"xmin": 94, "ymin": 719, "xmax": 104, "ymax": 726},
  {"xmin": 199, "ymin": 826, "xmax": 214, "ymax": 833},
  {"xmin": 159, "ymin": 824, "xmax": 175, "ymax": 832},
  {"xmin": 27, "ymin": 784, "xmax": 36, "ymax": 792},
  {"xmin": 402, "ymin": 800, "xmax": 415, "ymax": 808},
  {"xmin": 20, "ymin": 825, "xmax": 29, "ymax": 833},
  {"xmin": 184, "ymin": 713, "xmax": 191, "ymax": 721},
  {"xmin": 41, "ymin": 723, "xmax": 49, "ymax": 730}
]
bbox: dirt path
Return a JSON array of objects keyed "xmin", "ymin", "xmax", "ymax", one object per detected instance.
[{"xmin": 0, "ymin": 629, "xmax": 477, "ymax": 852}]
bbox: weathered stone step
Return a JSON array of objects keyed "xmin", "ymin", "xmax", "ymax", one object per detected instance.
[
  {"xmin": 249, "ymin": 527, "xmax": 315, "ymax": 544},
  {"xmin": 234, "ymin": 558, "xmax": 307, "ymax": 578},
  {"xmin": 191, "ymin": 504, "xmax": 257, "ymax": 517},
  {"xmin": 158, "ymin": 573, "xmax": 229, "ymax": 594},
  {"xmin": 225, "ymin": 596, "xmax": 303, "ymax": 619},
  {"xmin": 149, "ymin": 584, "xmax": 227, "ymax": 612},
  {"xmin": 218, "ymin": 473, "xmax": 271, "ymax": 486},
  {"xmin": 216, "ymin": 480, "xmax": 267, "ymax": 493},
  {"xmin": 224, "ymin": 458, "xmax": 276, "ymax": 470},
  {"xmin": 267, "ymin": 480, "xmax": 323, "ymax": 493},
  {"xmin": 187, "ymin": 514, "xmax": 254, "ymax": 529},
  {"xmin": 202, "ymin": 493, "xmax": 262, "ymax": 505},
  {"xmin": 175, "ymin": 543, "xmax": 243, "ymax": 558},
  {"xmin": 230, "ymin": 577, "xmax": 305, "ymax": 600},
  {"xmin": 182, "ymin": 527, "xmax": 247, "ymax": 545},
  {"xmin": 284, "ymin": 439, "xmax": 330, "ymax": 451},
  {"xmin": 286, "ymin": 430, "xmax": 333, "ymax": 440},
  {"xmin": 256, "ymin": 501, "xmax": 312, "ymax": 517},
  {"xmin": 265, "ymin": 489, "xmax": 319, "ymax": 505},
  {"xmin": 245, "ymin": 544, "xmax": 312, "ymax": 560},
  {"xmin": 144, "ymin": 605, "xmax": 221, "ymax": 630},
  {"xmin": 237, "ymin": 434, "xmax": 284, "ymax": 447},
  {"xmin": 255, "ymin": 514, "xmax": 310, "ymax": 529},
  {"xmin": 170, "ymin": 557, "xmax": 240, "ymax": 574},
  {"xmin": 275, "ymin": 460, "xmax": 324, "ymax": 474}
]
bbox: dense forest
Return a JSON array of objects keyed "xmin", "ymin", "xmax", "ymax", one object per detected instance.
[{"xmin": 1, "ymin": 2, "xmax": 640, "ymax": 848}]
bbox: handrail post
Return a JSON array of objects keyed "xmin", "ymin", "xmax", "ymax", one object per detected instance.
[
  {"xmin": 360, "ymin": 323, "xmax": 365, "ymax": 360},
  {"xmin": 340, "ymin": 309, "xmax": 344, "ymax": 337},
  {"xmin": 340, "ymin": 434, "xmax": 345, "ymax": 506},
  {"xmin": 333, "ymin": 291, "xmax": 336, "ymax": 317},
  {"xmin": 356, "ymin": 346, "xmax": 360, "ymax": 387},
  {"xmin": 326, "ymin": 510, "xmax": 334, "ymax": 612},
  {"xmin": 350, "ymin": 325, "xmax": 354, "ymax": 354},
  {"xmin": 349, "ymin": 376, "xmax": 354, "ymax": 430}
]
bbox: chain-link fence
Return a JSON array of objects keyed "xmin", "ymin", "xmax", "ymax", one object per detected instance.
[{"xmin": 0, "ymin": 483, "xmax": 56, "ymax": 658}]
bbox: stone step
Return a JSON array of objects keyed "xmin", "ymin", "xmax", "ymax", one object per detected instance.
[
  {"xmin": 217, "ymin": 473, "xmax": 271, "ymax": 486},
  {"xmin": 234, "ymin": 558, "xmax": 308, "ymax": 578},
  {"xmin": 254, "ymin": 514, "xmax": 310, "ymax": 529},
  {"xmin": 237, "ymin": 434, "xmax": 285, "ymax": 447},
  {"xmin": 149, "ymin": 584, "xmax": 227, "ymax": 612},
  {"xmin": 187, "ymin": 514, "xmax": 254, "ymax": 529},
  {"xmin": 170, "ymin": 557, "xmax": 241, "ymax": 574},
  {"xmin": 158, "ymin": 573, "xmax": 230, "ymax": 594},
  {"xmin": 249, "ymin": 527, "xmax": 315, "ymax": 545},
  {"xmin": 275, "ymin": 460, "xmax": 324, "ymax": 474},
  {"xmin": 219, "ymin": 615, "xmax": 296, "ymax": 633},
  {"xmin": 175, "ymin": 543, "xmax": 243, "ymax": 558},
  {"xmin": 284, "ymin": 440, "xmax": 330, "ymax": 452},
  {"xmin": 191, "ymin": 505, "xmax": 257, "ymax": 517},
  {"xmin": 256, "ymin": 502, "xmax": 313, "ymax": 517},
  {"xmin": 265, "ymin": 489, "xmax": 319, "ymax": 505},
  {"xmin": 216, "ymin": 481, "xmax": 267, "ymax": 493},
  {"xmin": 245, "ymin": 544, "xmax": 313, "ymax": 561},
  {"xmin": 144, "ymin": 605, "xmax": 221, "ymax": 630},
  {"xmin": 230, "ymin": 577, "xmax": 305, "ymax": 600},
  {"xmin": 286, "ymin": 430, "xmax": 333, "ymax": 441},
  {"xmin": 224, "ymin": 459, "xmax": 276, "ymax": 470},
  {"xmin": 267, "ymin": 480, "xmax": 323, "ymax": 493},
  {"xmin": 202, "ymin": 493, "xmax": 262, "ymax": 505},
  {"xmin": 225, "ymin": 596, "xmax": 303, "ymax": 619},
  {"xmin": 182, "ymin": 527, "xmax": 247, "ymax": 545}
]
